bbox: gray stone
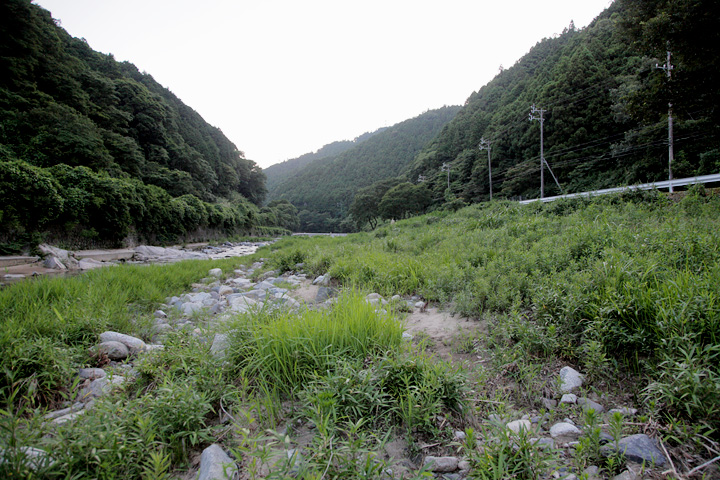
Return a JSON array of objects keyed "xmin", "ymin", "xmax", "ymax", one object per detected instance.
[
  {"xmin": 366, "ymin": 293, "xmax": 383, "ymax": 301},
  {"xmin": 78, "ymin": 368, "xmax": 106, "ymax": 380},
  {"xmin": 402, "ymin": 332, "xmax": 413, "ymax": 341},
  {"xmin": 583, "ymin": 465, "xmax": 601, "ymax": 480},
  {"xmin": 78, "ymin": 258, "xmax": 106, "ymax": 270},
  {"xmin": 78, "ymin": 375, "xmax": 126, "ymax": 401},
  {"xmin": 559, "ymin": 366, "xmax": 584, "ymax": 393},
  {"xmin": 208, "ymin": 268, "xmax": 223, "ymax": 278},
  {"xmin": 612, "ymin": 471, "xmax": 637, "ymax": 480},
  {"xmin": 423, "ymin": 456, "xmax": 459, "ymax": 472},
  {"xmin": 531, "ymin": 437, "xmax": 555, "ymax": 449},
  {"xmin": 507, "ymin": 419, "xmax": 532, "ymax": 434},
  {"xmin": 44, "ymin": 402, "xmax": 85, "ymax": 420},
  {"xmin": 313, "ymin": 275, "xmax": 331, "ymax": 286},
  {"xmin": 454, "ymin": 430, "xmax": 466, "ymax": 440},
  {"xmin": 43, "ymin": 256, "xmax": 67, "ymax": 270},
  {"xmin": 415, "ymin": 301, "xmax": 426, "ymax": 309},
  {"xmin": 218, "ymin": 285, "xmax": 234, "ymax": 296},
  {"xmin": 154, "ymin": 309, "xmax": 167, "ymax": 318},
  {"xmin": 578, "ymin": 397, "xmax": 604, "ymax": 413},
  {"xmin": 541, "ymin": 398, "xmax": 558, "ymax": 409},
  {"xmin": 182, "ymin": 302, "xmax": 204, "ymax": 316},
  {"xmin": 197, "ymin": 444, "xmax": 238, "ymax": 480},
  {"xmin": 52, "ymin": 409, "xmax": 86, "ymax": 425},
  {"xmin": 560, "ymin": 393, "xmax": 577, "ymax": 404},
  {"xmin": 458, "ymin": 460, "xmax": 471, "ymax": 472},
  {"xmin": 608, "ymin": 407, "xmax": 638, "ymax": 416},
  {"xmin": 315, "ymin": 286, "xmax": 336, "ymax": 303},
  {"xmin": 550, "ymin": 422, "xmax": 582, "ymax": 439},
  {"xmin": 0, "ymin": 446, "xmax": 56, "ymax": 471},
  {"xmin": 602, "ymin": 434, "xmax": 666, "ymax": 467},
  {"xmin": 256, "ymin": 281, "xmax": 275, "ymax": 290},
  {"xmin": 99, "ymin": 331, "xmax": 146, "ymax": 355},
  {"xmin": 97, "ymin": 341, "xmax": 129, "ymax": 360}
]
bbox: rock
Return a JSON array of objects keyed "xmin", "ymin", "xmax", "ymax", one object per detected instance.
[
  {"xmin": 182, "ymin": 302, "xmax": 204, "ymax": 316},
  {"xmin": 559, "ymin": 366, "xmax": 584, "ymax": 393},
  {"xmin": 97, "ymin": 341, "xmax": 129, "ymax": 360},
  {"xmin": 608, "ymin": 407, "xmax": 638, "ymax": 416},
  {"xmin": 532, "ymin": 438, "xmax": 555, "ymax": 449},
  {"xmin": 44, "ymin": 402, "xmax": 85, "ymax": 420},
  {"xmin": 454, "ymin": 430, "xmax": 466, "ymax": 440},
  {"xmin": 612, "ymin": 471, "xmax": 637, "ymax": 480},
  {"xmin": 197, "ymin": 444, "xmax": 238, "ymax": 480},
  {"xmin": 78, "ymin": 258, "xmax": 105, "ymax": 270},
  {"xmin": 458, "ymin": 460, "xmax": 471, "ymax": 472},
  {"xmin": 43, "ymin": 256, "xmax": 67, "ymax": 270},
  {"xmin": 423, "ymin": 456, "xmax": 459, "ymax": 472},
  {"xmin": 78, "ymin": 368, "xmax": 106, "ymax": 380},
  {"xmin": 578, "ymin": 397, "xmax": 604, "ymax": 413},
  {"xmin": 560, "ymin": 393, "xmax": 578, "ymax": 404},
  {"xmin": 402, "ymin": 332, "xmax": 413, "ymax": 341},
  {"xmin": 218, "ymin": 285, "xmax": 234, "ymax": 296},
  {"xmin": 550, "ymin": 422, "xmax": 582, "ymax": 439},
  {"xmin": 78, "ymin": 375, "xmax": 125, "ymax": 401},
  {"xmin": 583, "ymin": 465, "xmax": 601, "ymax": 480},
  {"xmin": 315, "ymin": 286, "xmax": 336, "ymax": 303},
  {"xmin": 39, "ymin": 244, "xmax": 71, "ymax": 262},
  {"xmin": 602, "ymin": 434, "xmax": 666, "ymax": 467},
  {"xmin": 99, "ymin": 331, "xmax": 146, "ymax": 355},
  {"xmin": 209, "ymin": 268, "xmax": 223, "ymax": 278},
  {"xmin": 414, "ymin": 301, "xmax": 426, "ymax": 309},
  {"xmin": 154, "ymin": 310, "xmax": 167, "ymax": 318},
  {"xmin": 0, "ymin": 446, "xmax": 56, "ymax": 471},
  {"xmin": 313, "ymin": 275, "xmax": 331, "ymax": 286},
  {"xmin": 230, "ymin": 278, "xmax": 254, "ymax": 288},
  {"xmin": 541, "ymin": 398, "xmax": 558, "ymax": 409},
  {"xmin": 507, "ymin": 419, "xmax": 532, "ymax": 434},
  {"xmin": 52, "ymin": 409, "xmax": 86, "ymax": 425},
  {"xmin": 210, "ymin": 334, "xmax": 229, "ymax": 360}
]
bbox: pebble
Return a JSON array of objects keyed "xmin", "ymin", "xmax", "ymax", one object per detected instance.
[
  {"xmin": 506, "ymin": 419, "xmax": 532, "ymax": 434},
  {"xmin": 550, "ymin": 422, "xmax": 582, "ymax": 439},
  {"xmin": 560, "ymin": 393, "xmax": 577, "ymax": 404},
  {"xmin": 423, "ymin": 456, "xmax": 459, "ymax": 472}
]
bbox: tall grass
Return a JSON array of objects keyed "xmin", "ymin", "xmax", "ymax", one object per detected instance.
[
  {"xmin": 0, "ymin": 256, "xmax": 251, "ymax": 406},
  {"xmin": 265, "ymin": 191, "xmax": 720, "ymax": 430},
  {"xmin": 227, "ymin": 292, "xmax": 404, "ymax": 395}
]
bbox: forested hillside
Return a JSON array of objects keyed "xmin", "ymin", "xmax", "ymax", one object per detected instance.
[
  {"xmin": 267, "ymin": 106, "xmax": 460, "ymax": 232},
  {"xmin": 264, "ymin": 129, "xmax": 384, "ymax": 198},
  {"xmin": 410, "ymin": 0, "xmax": 720, "ymax": 206},
  {"xmin": 0, "ymin": 0, "xmax": 294, "ymax": 251}
]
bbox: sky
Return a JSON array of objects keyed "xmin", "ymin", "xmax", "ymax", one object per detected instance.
[{"xmin": 34, "ymin": 0, "xmax": 613, "ymax": 169}]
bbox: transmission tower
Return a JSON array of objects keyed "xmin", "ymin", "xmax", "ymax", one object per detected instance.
[
  {"xmin": 529, "ymin": 104, "xmax": 546, "ymax": 198},
  {"xmin": 479, "ymin": 137, "xmax": 493, "ymax": 201},
  {"xmin": 655, "ymin": 48, "xmax": 675, "ymax": 192}
]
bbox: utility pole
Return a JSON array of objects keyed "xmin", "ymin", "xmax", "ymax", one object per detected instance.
[
  {"xmin": 479, "ymin": 137, "xmax": 492, "ymax": 201},
  {"xmin": 529, "ymin": 104, "xmax": 546, "ymax": 199},
  {"xmin": 655, "ymin": 48, "xmax": 674, "ymax": 192},
  {"xmin": 441, "ymin": 163, "xmax": 450, "ymax": 190}
]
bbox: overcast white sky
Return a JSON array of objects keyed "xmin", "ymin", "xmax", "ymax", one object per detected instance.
[{"xmin": 34, "ymin": 0, "xmax": 612, "ymax": 168}]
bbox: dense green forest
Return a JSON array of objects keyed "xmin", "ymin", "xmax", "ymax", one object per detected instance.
[
  {"xmin": 0, "ymin": 0, "xmax": 296, "ymax": 251},
  {"xmin": 264, "ymin": 129, "xmax": 384, "ymax": 198},
  {"xmin": 410, "ymin": 0, "xmax": 720, "ymax": 206},
  {"xmin": 266, "ymin": 106, "xmax": 461, "ymax": 232}
]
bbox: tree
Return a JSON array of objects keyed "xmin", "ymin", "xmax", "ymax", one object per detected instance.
[{"xmin": 378, "ymin": 183, "xmax": 431, "ymax": 220}]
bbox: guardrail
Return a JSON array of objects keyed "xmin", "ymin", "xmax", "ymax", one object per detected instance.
[{"xmin": 519, "ymin": 173, "xmax": 720, "ymax": 204}]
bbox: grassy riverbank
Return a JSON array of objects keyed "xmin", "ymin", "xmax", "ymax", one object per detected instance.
[{"xmin": 2, "ymin": 189, "xmax": 719, "ymax": 478}]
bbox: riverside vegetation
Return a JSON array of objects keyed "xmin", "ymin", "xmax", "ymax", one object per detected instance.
[{"xmin": 2, "ymin": 191, "xmax": 720, "ymax": 479}]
